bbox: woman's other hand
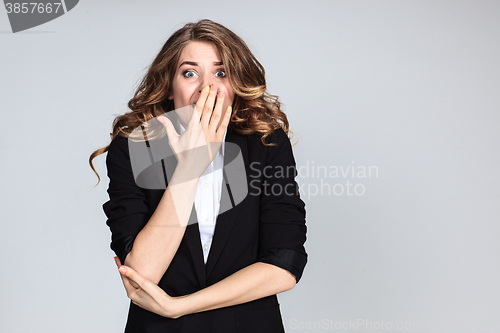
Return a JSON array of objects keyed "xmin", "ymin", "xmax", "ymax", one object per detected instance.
[{"xmin": 113, "ymin": 257, "xmax": 185, "ymax": 319}]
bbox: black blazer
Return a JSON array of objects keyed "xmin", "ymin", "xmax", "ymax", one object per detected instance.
[{"xmin": 103, "ymin": 125, "xmax": 308, "ymax": 333}]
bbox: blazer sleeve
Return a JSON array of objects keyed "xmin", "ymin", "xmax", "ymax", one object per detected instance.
[
  {"xmin": 256, "ymin": 128, "xmax": 308, "ymax": 283},
  {"xmin": 102, "ymin": 135, "xmax": 151, "ymax": 265}
]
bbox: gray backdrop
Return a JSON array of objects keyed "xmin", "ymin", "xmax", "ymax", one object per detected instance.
[{"xmin": 1, "ymin": 0, "xmax": 499, "ymax": 332}]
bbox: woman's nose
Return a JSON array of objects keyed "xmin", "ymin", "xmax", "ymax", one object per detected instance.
[{"xmin": 199, "ymin": 80, "xmax": 217, "ymax": 93}]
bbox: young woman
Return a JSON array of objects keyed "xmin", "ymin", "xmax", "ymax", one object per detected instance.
[{"xmin": 89, "ymin": 19, "xmax": 307, "ymax": 333}]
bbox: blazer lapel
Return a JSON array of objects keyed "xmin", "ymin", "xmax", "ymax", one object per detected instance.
[
  {"xmin": 205, "ymin": 127, "xmax": 249, "ymax": 281},
  {"xmin": 177, "ymin": 127, "xmax": 249, "ymax": 287}
]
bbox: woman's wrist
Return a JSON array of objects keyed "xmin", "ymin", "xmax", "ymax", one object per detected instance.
[
  {"xmin": 170, "ymin": 160, "xmax": 204, "ymax": 186},
  {"xmin": 167, "ymin": 294, "xmax": 192, "ymax": 319}
]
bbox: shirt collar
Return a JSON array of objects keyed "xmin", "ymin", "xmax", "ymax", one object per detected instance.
[{"xmin": 177, "ymin": 119, "xmax": 227, "ymax": 156}]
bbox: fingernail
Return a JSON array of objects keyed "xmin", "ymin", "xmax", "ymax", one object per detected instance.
[
  {"xmin": 119, "ymin": 266, "xmax": 127, "ymax": 273},
  {"xmin": 204, "ymin": 86, "xmax": 210, "ymax": 93},
  {"xmin": 227, "ymin": 106, "xmax": 232, "ymax": 113},
  {"xmin": 157, "ymin": 117, "xmax": 164, "ymax": 124},
  {"xmin": 219, "ymin": 91, "xmax": 224, "ymax": 98}
]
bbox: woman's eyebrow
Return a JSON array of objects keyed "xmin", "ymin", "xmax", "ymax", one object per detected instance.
[{"xmin": 178, "ymin": 60, "xmax": 223, "ymax": 68}]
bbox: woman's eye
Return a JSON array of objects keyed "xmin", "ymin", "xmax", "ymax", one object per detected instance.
[
  {"xmin": 183, "ymin": 70, "xmax": 196, "ymax": 78},
  {"xmin": 215, "ymin": 70, "xmax": 226, "ymax": 78}
]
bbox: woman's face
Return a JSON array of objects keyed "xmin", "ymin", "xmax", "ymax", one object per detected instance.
[{"xmin": 168, "ymin": 41, "xmax": 235, "ymax": 128}]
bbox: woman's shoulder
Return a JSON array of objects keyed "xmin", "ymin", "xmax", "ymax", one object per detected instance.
[
  {"xmin": 240, "ymin": 127, "xmax": 294, "ymax": 167},
  {"xmin": 109, "ymin": 133, "xmax": 128, "ymax": 147},
  {"xmin": 264, "ymin": 127, "xmax": 289, "ymax": 145},
  {"xmin": 106, "ymin": 133, "xmax": 131, "ymax": 164},
  {"xmin": 237, "ymin": 127, "xmax": 289, "ymax": 146}
]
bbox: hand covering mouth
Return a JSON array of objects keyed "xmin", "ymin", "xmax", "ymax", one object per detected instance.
[{"xmin": 190, "ymin": 97, "xmax": 218, "ymax": 108}]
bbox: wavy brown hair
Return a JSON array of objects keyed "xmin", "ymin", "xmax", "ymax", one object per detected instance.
[{"xmin": 89, "ymin": 19, "xmax": 291, "ymax": 185}]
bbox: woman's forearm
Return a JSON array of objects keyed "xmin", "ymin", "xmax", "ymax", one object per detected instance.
[
  {"xmin": 125, "ymin": 164, "xmax": 200, "ymax": 285},
  {"xmin": 176, "ymin": 262, "xmax": 297, "ymax": 315}
]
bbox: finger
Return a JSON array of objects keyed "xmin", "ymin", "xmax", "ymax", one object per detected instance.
[
  {"xmin": 118, "ymin": 266, "xmax": 160, "ymax": 299},
  {"xmin": 116, "ymin": 263, "xmax": 140, "ymax": 289},
  {"xmin": 157, "ymin": 115, "xmax": 179, "ymax": 144},
  {"xmin": 115, "ymin": 257, "xmax": 132, "ymax": 289},
  {"xmin": 208, "ymin": 90, "xmax": 225, "ymax": 134},
  {"xmin": 127, "ymin": 276, "xmax": 140, "ymax": 289},
  {"xmin": 191, "ymin": 85, "xmax": 210, "ymax": 128},
  {"xmin": 119, "ymin": 266, "xmax": 147, "ymax": 287},
  {"xmin": 118, "ymin": 266, "xmax": 167, "ymax": 305},
  {"xmin": 114, "ymin": 257, "xmax": 136, "ymax": 289},
  {"xmin": 117, "ymin": 267, "xmax": 139, "ymax": 294},
  {"xmin": 216, "ymin": 105, "xmax": 232, "ymax": 138},
  {"xmin": 201, "ymin": 83, "xmax": 218, "ymax": 128}
]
